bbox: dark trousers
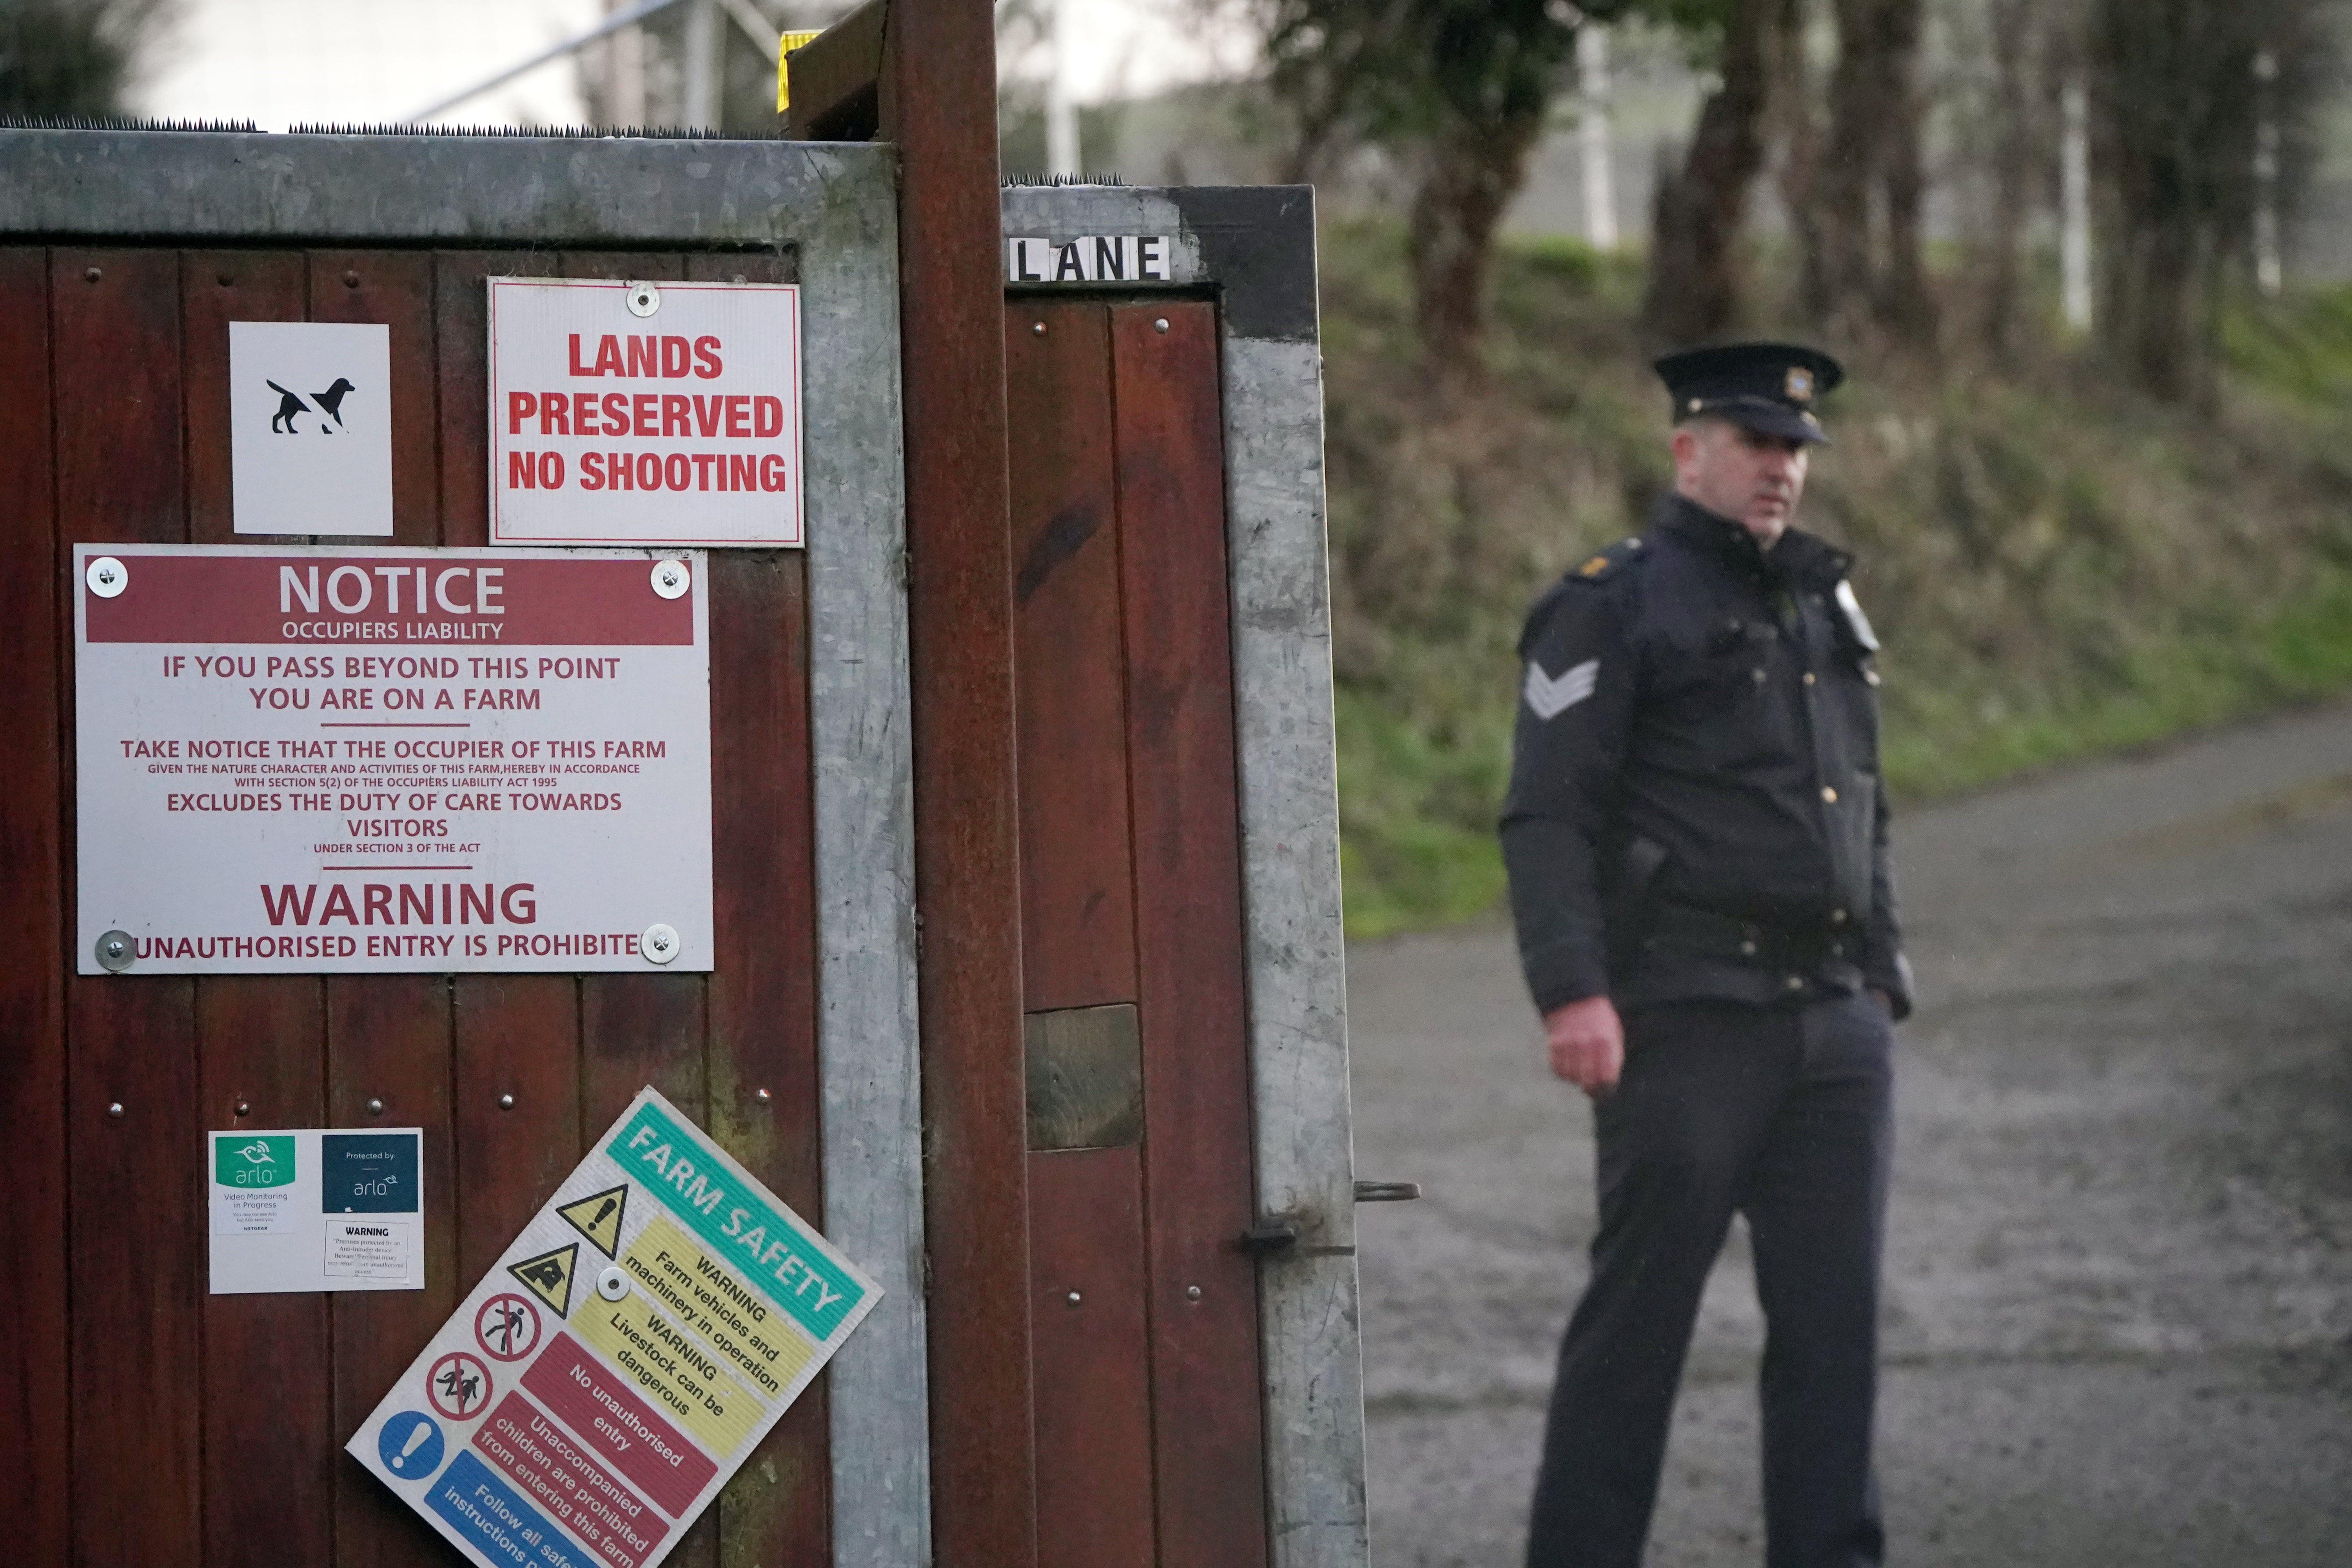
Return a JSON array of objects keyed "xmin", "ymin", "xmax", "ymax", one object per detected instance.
[{"xmin": 1525, "ymin": 993, "xmax": 1894, "ymax": 1568}]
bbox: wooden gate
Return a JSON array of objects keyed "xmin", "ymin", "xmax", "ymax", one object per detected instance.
[
  {"xmin": 0, "ymin": 240, "xmax": 826, "ymax": 1568},
  {"xmin": 0, "ymin": 129, "xmax": 915, "ymax": 1568},
  {"xmin": 1009, "ymin": 298, "xmax": 1267, "ymax": 1567},
  {"xmin": 997, "ymin": 183, "xmax": 1372, "ymax": 1568}
]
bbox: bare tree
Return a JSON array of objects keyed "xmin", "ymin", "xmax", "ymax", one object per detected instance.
[
  {"xmin": 2089, "ymin": 0, "xmax": 2329, "ymax": 404},
  {"xmin": 1795, "ymin": 0, "xmax": 1934, "ymax": 345},
  {"xmin": 1262, "ymin": 0, "xmax": 1631, "ymax": 383}
]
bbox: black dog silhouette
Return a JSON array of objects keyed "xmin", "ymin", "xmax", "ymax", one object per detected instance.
[
  {"xmin": 266, "ymin": 379, "xmax": 309, "ymax": 434},
  {"xmin": 264, "ymin": 376, "xmax": 356, "ymax": 433},
  {"xmin": 310, "ymin": 377, "xmax": 356, "ymax": 430}
]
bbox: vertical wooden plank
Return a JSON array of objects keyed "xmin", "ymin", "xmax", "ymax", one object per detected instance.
[
  {"xmin": 200, "ymin": 978, "xmax": 332, "ymax": 1568},
  {"xmin": 881, "ymin": 3, "xmax": 1038, "ymax": 1555},
  {"xmin": 557, "ymin": 245, "xmax": 725, "ymax": 1568},
  {"xmin": 1027, "ymin": 1148, "xmax": 1156, "ymax": 1568},
  {"xmin": 435, "ymin": 248, "xmax": 558, "ymax": 550},
  {"xmin": 0, "ymin": 245, "xmax": 67, "ymax": 1568},
  {"xmin": 684, "ymin": 249, "xmax": 831, "ymax": 1568},
  {"xmin": 54, "ymin": 245, "xmax": 205, "ymax": 1568},
  {"xmin": 1110, "ymin": 301, "xmax": 1270, "ymax": 1566},
  {"xmin": 452, "ymin": 978, "xmax": 581, "ymax": 1280},
  {"xmin": 309, "ymin": 250, "xmax": 439, "ymax": 543},
  {"xmin": 328, "ymin": 977, "xmax": 459, "ymax": 1568},
  {"xmin": 183, "ymin": 250, "xmax": 307, "ymax": 543},
  {"xmin": 317, "ymin": 248, "xmax": 457, "ymax": 1568},
  {"xmin": 1006, "ymin": 299, "xmax": 1138, "ymax": 1011},
  {"xmin": 437, "ymin": 250, "xmax": 584, "ymax": 1302},
  {"xmin": 185, "ymin": 249, "xmax": 336, "ymax": 1564}
]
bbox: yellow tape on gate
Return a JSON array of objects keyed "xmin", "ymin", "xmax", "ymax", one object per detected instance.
[{"xmin": 777, "ymin": 29, "xmax": 824, "ymax": 112}]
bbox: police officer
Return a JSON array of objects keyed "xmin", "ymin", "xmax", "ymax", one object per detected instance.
[{"xmin": 1504, "ymin": 342, "xmax": 1913, "ymax": 1568}]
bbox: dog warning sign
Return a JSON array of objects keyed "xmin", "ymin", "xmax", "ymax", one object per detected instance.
[
  {"xmin": 348, "ymin": 1087, "xmax": 879, "ymax": 1568},
  {"xmin": 230, "ymin": 321, "xmax": 396, "ymax": 537},
  {"xmin": 488, "ymin": 277, "xmax": 805, "ymax": 548}
]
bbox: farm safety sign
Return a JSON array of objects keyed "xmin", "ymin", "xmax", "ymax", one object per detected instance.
[
  {"xmin": 350, "ymin": 1087, "xmax": 880, "ymax": 1568},
  {"xmin": 73, "ymin": 543, "xmax": 714, "ymax": 975},
  {"xmin": 488, "ymin": 277, "xmax": 805, "ymax": 548}
]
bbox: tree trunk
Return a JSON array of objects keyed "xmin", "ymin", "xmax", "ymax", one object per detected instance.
[
  {"xmin": 1772, "ymin": 0, "xmax": 1832, "ymax": 326},
  {"xmin": 1873, "ymin": 0, "xmax": 1936, "ymax": 344},
  {"xmin": 1641, "ymin": 0, "xmax": 1778, "ymax": 347},
  {"xmin": 1973, "ymin": 0, "xmax": 2039, "ymax": 359},
  {"xmin": 2091, "ymin": 0, "xmax": 2265, "ymax": 407},
  {"xmin": 1806, "ymin": 0, "xmax": 1934, "ymax": 344},
  {"xmin": 1408, "ymin": 99, "xmax": 1549, "ymax": 387}
]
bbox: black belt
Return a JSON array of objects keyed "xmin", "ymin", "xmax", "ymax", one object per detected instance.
[{"xmin": 1642, "ymin": 901, "xmax": 1857, "ymax": 970}]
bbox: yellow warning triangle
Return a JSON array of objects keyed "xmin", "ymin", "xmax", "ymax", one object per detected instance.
[
  {"xmin": 559, "ymin": 1184, "xmax": 629, "ymax": 1259},
  {"xmin": 508, "ymin": 1242, "xmax": 578, "ymax": 1318}
]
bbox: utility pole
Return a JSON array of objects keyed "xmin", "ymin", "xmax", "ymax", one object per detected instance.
[
  {"xmin": 2061, "ymin": 76, "xmax": 2092, "ymax": 331},
  {"xmin": 606, "ymin": 0, "xmax": 646, "ymax": 125},
  {"xmin": 1577, "ymin": 24, "xmax": 1618, "ymax": 251},
  {"xmin": 2254, "ymin": 49, "xmax": 2284, "ymax": 298},
  {"xmin": 1045, "ymin": 0, "xmax": 1080, "ymax": 175},
  {"xmin": 683, "ymin": 0, "xmax": 720, "ymax": 131}
]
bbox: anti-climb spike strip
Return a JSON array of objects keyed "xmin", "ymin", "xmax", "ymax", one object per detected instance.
[
  {"xmin": 1000, "ymin": 171, "xmax": 1130, "ymax": 188},
  {"xmin": 287, "ymin": 122, "xmax": 727, "ymax": 140},
  {"xmin": 0, "ymin": 114, "xmax": 259, "ymax": 132}
]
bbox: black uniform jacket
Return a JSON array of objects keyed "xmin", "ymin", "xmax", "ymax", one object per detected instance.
[{"xmin": 1501, "ymin": 492, "xmax": 1913, "ymax": 1020}]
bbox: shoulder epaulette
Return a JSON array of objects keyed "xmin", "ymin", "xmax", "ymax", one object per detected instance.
[{"xmin": 1564, "ymin": 535, "xmax": 1647, "ymax": 586}]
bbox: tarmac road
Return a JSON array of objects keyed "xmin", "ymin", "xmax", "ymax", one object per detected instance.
[{"xmin": 1349, "ymin": 698, "xmax": 2352, "ymax": 1566}]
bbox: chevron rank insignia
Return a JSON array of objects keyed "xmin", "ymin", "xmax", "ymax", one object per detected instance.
[{"xmin": 1525, "ymin": 657, "xmax": 1600, "ymax": 720}]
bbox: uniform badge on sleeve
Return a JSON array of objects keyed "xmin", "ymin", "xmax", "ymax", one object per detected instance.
[{"xmin": 1525, "ymin": 657, "xmax": 1599, "ymax": 720}]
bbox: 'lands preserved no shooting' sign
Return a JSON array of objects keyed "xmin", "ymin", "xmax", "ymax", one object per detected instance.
[
  {"xmin": 74, "ymin": 543, "xmax": 714, "ymax": 975},
  {"xmin": 488, "ymin": 276, "xmax": 804, "ymax": 548}
]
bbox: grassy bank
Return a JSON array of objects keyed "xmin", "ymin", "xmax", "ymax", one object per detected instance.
[{"xmin": 1324, "ymin": 222, "xmax": 2352, "ymax": 936}]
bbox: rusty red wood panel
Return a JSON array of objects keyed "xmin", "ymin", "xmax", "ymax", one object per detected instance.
[
  {"xmin": 1110, "ymin": 301, "xmax": 1270, "ymax": 1565},
  {"xmin": 200, "ymin": 976, "xmax": 334, "ymax": 1568},
  {"xmin": 452, "ymin": 976, "xmax": 581, "ymax": 1280},
  {"xmin": 582, "ymin": 972, "xmax": 715, "ymax": 1567},
  {"xmin": 435, "ymin": 249, "xmax": 559, "ymax": 549},
  {"xmin": 327, "ymin": 976, "xmax": 460, "ymax": 1568},
  {"xmin": 310, "ymin": 250, "xmax": 440, "ymax": 543},
  {"xmin": 557, "ymin": 247, "xmax": 722, "ymax": 1568},
  {"xmin": 884, "ymin": 3, "xmax": 1038, "ymax": 1556},
  {"xmin": 688, "ymin": 242, "xmax": 832, "ymax": 1568},
  {"xmin": 317, "ymin": 247, "xmax": 461, "ymax": 1568},
  {"xmin": 54, "ymin": 245, "xmax": 207, "ymax": 1567},
  {"xmin": 0, "ymin": 245, "xmax": 67, "ymax": 1567},
  {"xmin": 1007, "ymin": 299, "xmax": 1139, "ymax": 1012},
  {"xmin": 183, "ymin": 250, "xmax": 307, "ymax": 544},
  {"xmin": 1027, "ymin": 1146, "xmax": 1157, "ymax": 1568}
]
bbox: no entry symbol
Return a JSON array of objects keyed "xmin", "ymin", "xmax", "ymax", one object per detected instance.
[
  {"xmin": 474, "ymin": 1293, "xmax": 542, "ymax": 1363},
  {"xmin": 426, "ymin": 1350, "xmax": 492, "ymax": 1421}
]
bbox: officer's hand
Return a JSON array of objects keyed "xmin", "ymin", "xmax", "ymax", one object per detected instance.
[{"xmin": 1543, "ymin": 995, "xmax": 1624, "ymax": 1098}]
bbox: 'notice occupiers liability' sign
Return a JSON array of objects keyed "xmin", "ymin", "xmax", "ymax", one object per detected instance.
[
  {"xmin": 350, "ymin": 1087, "xmax": 880, "ymax": 1568},
  {"xmin": 74, "ymin": 543, "xmax": 714, "ymax": 975}
]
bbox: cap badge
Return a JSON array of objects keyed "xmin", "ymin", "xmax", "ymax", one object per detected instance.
[
  {"xmin": 1578, "ymin": 554, "xmax": 1612, "ymax": 578},
  {"xmin": 1785, "ymin": 367, "xmax": 1814, "ymax": 403}
]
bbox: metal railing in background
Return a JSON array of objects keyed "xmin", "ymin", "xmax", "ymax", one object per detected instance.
[{"xmin": 408, "ymin": 0, "xmax": 788, "ymax": 128}]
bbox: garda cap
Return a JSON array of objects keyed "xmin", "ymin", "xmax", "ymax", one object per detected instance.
[{"xmin": 1655, "ymin": 341, "xmax": 1844, "ymax": 445}]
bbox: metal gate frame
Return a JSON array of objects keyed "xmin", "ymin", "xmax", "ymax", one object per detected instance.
[
  {"xmin": 1002, "ymin": 183, "xmax": 1368, "ymax": 1568},
  {"xmin": 0, "ymin": 127, "xmax": 930, "ymax": 1565},
  {"xmin": 0, "ymin": 133, "xmax": 1364, "ymax": 1568}
]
